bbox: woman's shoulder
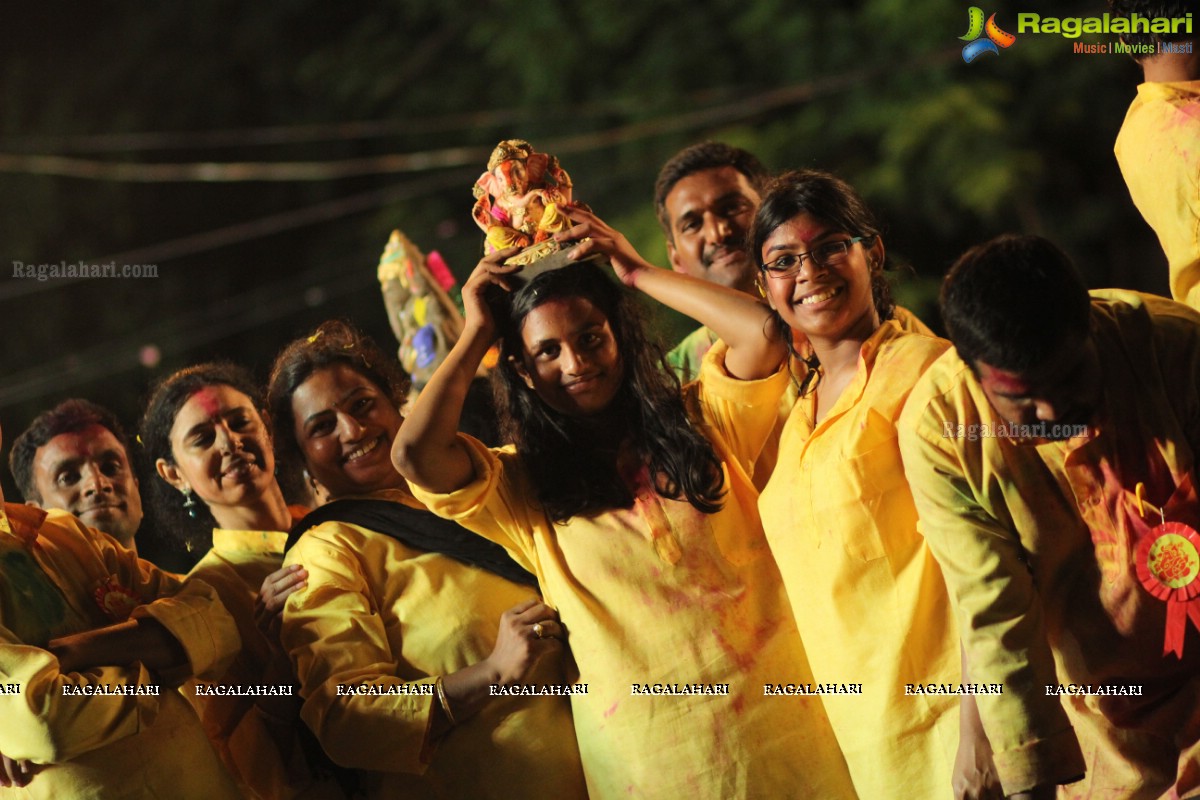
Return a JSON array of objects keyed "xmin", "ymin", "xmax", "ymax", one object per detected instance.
[{"xmin": 874, "ymin": 322, "xmax": 951, "ymax": 371}]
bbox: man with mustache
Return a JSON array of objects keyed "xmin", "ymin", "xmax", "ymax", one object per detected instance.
[
  {"xmin": 654, "ymin": 142, "xmax": 767, "ymax": 383},
  {"xmin": 10, "ymin": 399, "xmax": 143, "ymax": 552},
  {"xmin": 654, "ymin": 142, "xmax": 931, "ymax": 383},
  {"xmin": 899, "ymin": 234, "xmax": 1200, "ymax": 799}
]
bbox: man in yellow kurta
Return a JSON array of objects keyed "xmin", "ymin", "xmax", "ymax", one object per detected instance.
[
  {"xmin": 410, "ymin": 375, "xmax": 856, "ymax": 799},
  {"xmin": 899, "ymin": 234, "xmax": 1200, "ymax": 799},
  {"xmin": 1111, "ymin": 0, "xmax": 1200, "ymax": 309},
  {"xmin": 0, "ymin": 491, "xmax": 242, "ymax": 797},
  {"xmin": 281, "ymin": 488, "xmax": 587, "ymax": 800}
]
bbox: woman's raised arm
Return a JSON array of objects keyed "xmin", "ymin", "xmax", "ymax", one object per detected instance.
[
  {"xmin": 558, "ymin": 207, "xmax": 786, "ymax": 380},
  {"xmin": 392, "ymin": 248, "xmax": 520, "ymax": 492}
]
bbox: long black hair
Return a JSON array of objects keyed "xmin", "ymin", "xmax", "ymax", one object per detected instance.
[
  {"xmin": 139, "ymin": 362, "xmax": 264, "ymax": 554},
  {"xmin": 492, "ymin": 262, "xmax": 725, "ymax": 522},
  {"xmin": 749, "ymin": 169, "xmax": 896, "ymax": 393}
]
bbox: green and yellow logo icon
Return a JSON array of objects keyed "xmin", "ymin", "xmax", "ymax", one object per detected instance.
[{"xmin": 960, "ymin": 7, "xmax": 1017, "ymax": 62}]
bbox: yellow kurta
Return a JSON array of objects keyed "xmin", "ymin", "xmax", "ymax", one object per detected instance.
[
  {"xmin": 281, "ymin": 488, "xmax": 587, "ymax": 800},
  {"xmin": 0, "ymin": 503, "xmax": 242, "ymax": 799},
  {"xmin": 187, "ymin": 523, "xmax": 341, "ymax": 799},
  {"xmin": 669, "ymin": 306, "xmax": 933, "ymax": 491},
  {"xmin": 410, "ymin": 395, "xmax": 856, "ymax": 798},
  {"xmin": 701, "ymin": 325, "xmax": 960, "ymax": 799},
  {"xmin": 899, "ymin": 290, "xmax": 1200, "ymax": 797},
  {"xmin": 1115, "ymin": 80, "xmax": 1200, "ymax": 310}
]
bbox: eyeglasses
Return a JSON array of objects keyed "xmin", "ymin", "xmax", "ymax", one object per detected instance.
[{"xmin": 760, "ymin": 236, "xmax": 870, "ymax": 279}]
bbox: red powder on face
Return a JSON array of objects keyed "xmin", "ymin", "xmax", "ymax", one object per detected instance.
[
  {"xmin": 791, "ymin": 223, "xmax": 824, "ymax": 244},
  {"xmin": 190, "ymin": 387, "xmax": 223, "ymax": 418},
  {"xmin": 977, "ymin": 363, "xmax": 1031, "ymax": 395},
  {"xmin": 761, "ymin": 215, "xmax": 830, "ymax": 262},
  {"xmin": 55, "ymin": 432, "xmax": 92, "ymax": 458}
]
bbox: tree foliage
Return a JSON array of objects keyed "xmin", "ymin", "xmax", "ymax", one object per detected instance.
[{"xmin": 0, "ymin": 0, "xmax": 1164, "ymax": 495}]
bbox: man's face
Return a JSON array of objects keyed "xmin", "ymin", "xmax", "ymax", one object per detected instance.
[
  {"xmin": 974, "ymin": 331, "xmax": 1103, "ymax": 438},
  {"xmin": 31, "ymin": 424, "xmax": 143, "ymax": 544},
  {"xmin": 664, "ymin": 166, "xmax": 760, "ymax": 295}
]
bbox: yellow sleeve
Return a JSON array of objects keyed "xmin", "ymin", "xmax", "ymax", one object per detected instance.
[
  {"xmin": 281, "ymin": 526, "xmax": 437, "ymax": 773},
  {"xmin": 64, "ymin": 515, "xmax": 241, "ymax": 684},
  {"xmin": 0, "ymin": 622, "xmax": 167, "ymax": 764},
  {"xmin": 406, "ymin": 433, "xmax": 540, "ymax": 573},
  {"xmin": 897, "ymin": 373, "xmax": 1085, "ymax": 794},
  {"xmin": 691, "ymin": 340, "xmax": 791, "ymax": 474},
  {"xmin": 1143, "ymin": 294, "xmax": 1200, "ymax": 450}
]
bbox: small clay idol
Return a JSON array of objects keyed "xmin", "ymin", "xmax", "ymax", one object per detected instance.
[{"xmin": 473, "ymin": 139, "xmax": 586, "ymax": 266}]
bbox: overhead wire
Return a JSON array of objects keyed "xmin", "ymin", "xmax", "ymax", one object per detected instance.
[
  {"xmin": 0, "ymin": 168, "xmax": 477, "ymax": 303},
  {"xmin": 0, "ymin": 51, "xmax": 959, "ymax": 183},
  {"xmin": 0, "ymin": 49, "xmax": 963, "ymax": 403},
  {"xmin": 0, "ymin": 253, "xmax": 379, "ymax": 407}
]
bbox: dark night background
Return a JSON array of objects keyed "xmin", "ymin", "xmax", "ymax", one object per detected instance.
[{"xmin": 0, "ymin": 0, "xmax": 1165, "ymax": 500}]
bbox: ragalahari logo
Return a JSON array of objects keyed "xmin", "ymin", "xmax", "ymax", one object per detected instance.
[{"xmin": 960, "ymin": 7, "xmax": 1017, "ymax": 62}]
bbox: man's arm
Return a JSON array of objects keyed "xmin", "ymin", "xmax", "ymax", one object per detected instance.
[
  {"xmin": 898, "ymin": 381, "xmax": 1084, "ymax": 796},
  {"xmin": 0, "ymin": 622, "xmax": 170, "ymax": 764},
  {"xmin": 78, "ymin": 514, "xmax": 241, "ymax": 684}
]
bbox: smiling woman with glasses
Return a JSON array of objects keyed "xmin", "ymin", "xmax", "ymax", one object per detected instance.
[
  {"xmin": 760, "ymin": 235, "xmax": 871, "ymax": 278},
  {"xmin": 561, "ymin": 168, "xmax": 998, "ymax": 800}
]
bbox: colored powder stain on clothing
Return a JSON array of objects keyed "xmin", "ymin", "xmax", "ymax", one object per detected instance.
[
  {"xmin": 412, "ymin": 417, "xmax": 858, "ymax": 798},
  {"xmin": 900, "ymin": 291, "xmax": 1200, "ymax": 797},
  {"xmin": 1115, "ymin": 80, "xmax": 1200, "ymax": 308},
  {"xmin": 731, "ymin": 326, "xmax": 961, "ymax": 800},
  {"xmin": 0, "ymin": 548, "xmax": 69, "ymax": 646},
  {"xmin": 711, "ymin": 620, "xmax": 774, "ymax": 675}
]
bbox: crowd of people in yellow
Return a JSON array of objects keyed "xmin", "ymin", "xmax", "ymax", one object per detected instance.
[{"xmin": 3, "ymin": 4, "xmax": 1200, "ymax": 797}]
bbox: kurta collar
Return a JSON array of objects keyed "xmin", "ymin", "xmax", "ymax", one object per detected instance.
[
  {"xmin": 334, "ymin": 486, "xmax": 427, "ymax": 512},
  {"xmin": 816, "ymin": 319, "xmax": 905, "ymax": 422},
  {"xmin": 210, "ymin": 528, "xmax": 289, "ymax": 554},
  {"xmin": 210, "ymin": 505, "xmax": 307, "ymax": 554}
]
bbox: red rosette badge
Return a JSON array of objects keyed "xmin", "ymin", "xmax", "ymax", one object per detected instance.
[
  {"xmin": 1136, "ymin": 521, "xmax": 1200, "ymax": 658},
  {"xmin": 93, "ymin": 577, "xmax": 141, "ymax": 622}
]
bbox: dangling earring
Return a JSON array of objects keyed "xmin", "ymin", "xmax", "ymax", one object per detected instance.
[{"xmin": 181, "ymin": 488, "xmax": 198, "ymax": 519}]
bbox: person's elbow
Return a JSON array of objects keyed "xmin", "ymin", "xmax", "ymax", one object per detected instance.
[{"xmin": 391, "ymin": 428, "xmax": 428, "ymax": 486}]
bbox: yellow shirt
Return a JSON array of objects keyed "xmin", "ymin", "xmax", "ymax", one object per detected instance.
[
  {"xmin": 410, "ymin": 399, "xmax": 857, "ymax": 798},
  {"xmin": 703, "ymin": 325, "xmax": 959, "ymax": 799},
  {"xmin": 0, "ymin": 503, "xmax": 242, "ymax": 799},
  {"xmin": 899, "ymin": 290, "xmax": 1200, "ymax": 797},
  {"xmin": 187, "ymin": 525, "xmax": 342, "ymax": 799},
  {"xmin": 1115, "ymin": 80, "xmax": 1200, "ymax": 310},
  {"xmin": 281, "ymin": 488, "xmax": 587, "ymax": 800},
  {"xmin": 669, "ymin": 306, "xmax": 932, "ymax": 492}
]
